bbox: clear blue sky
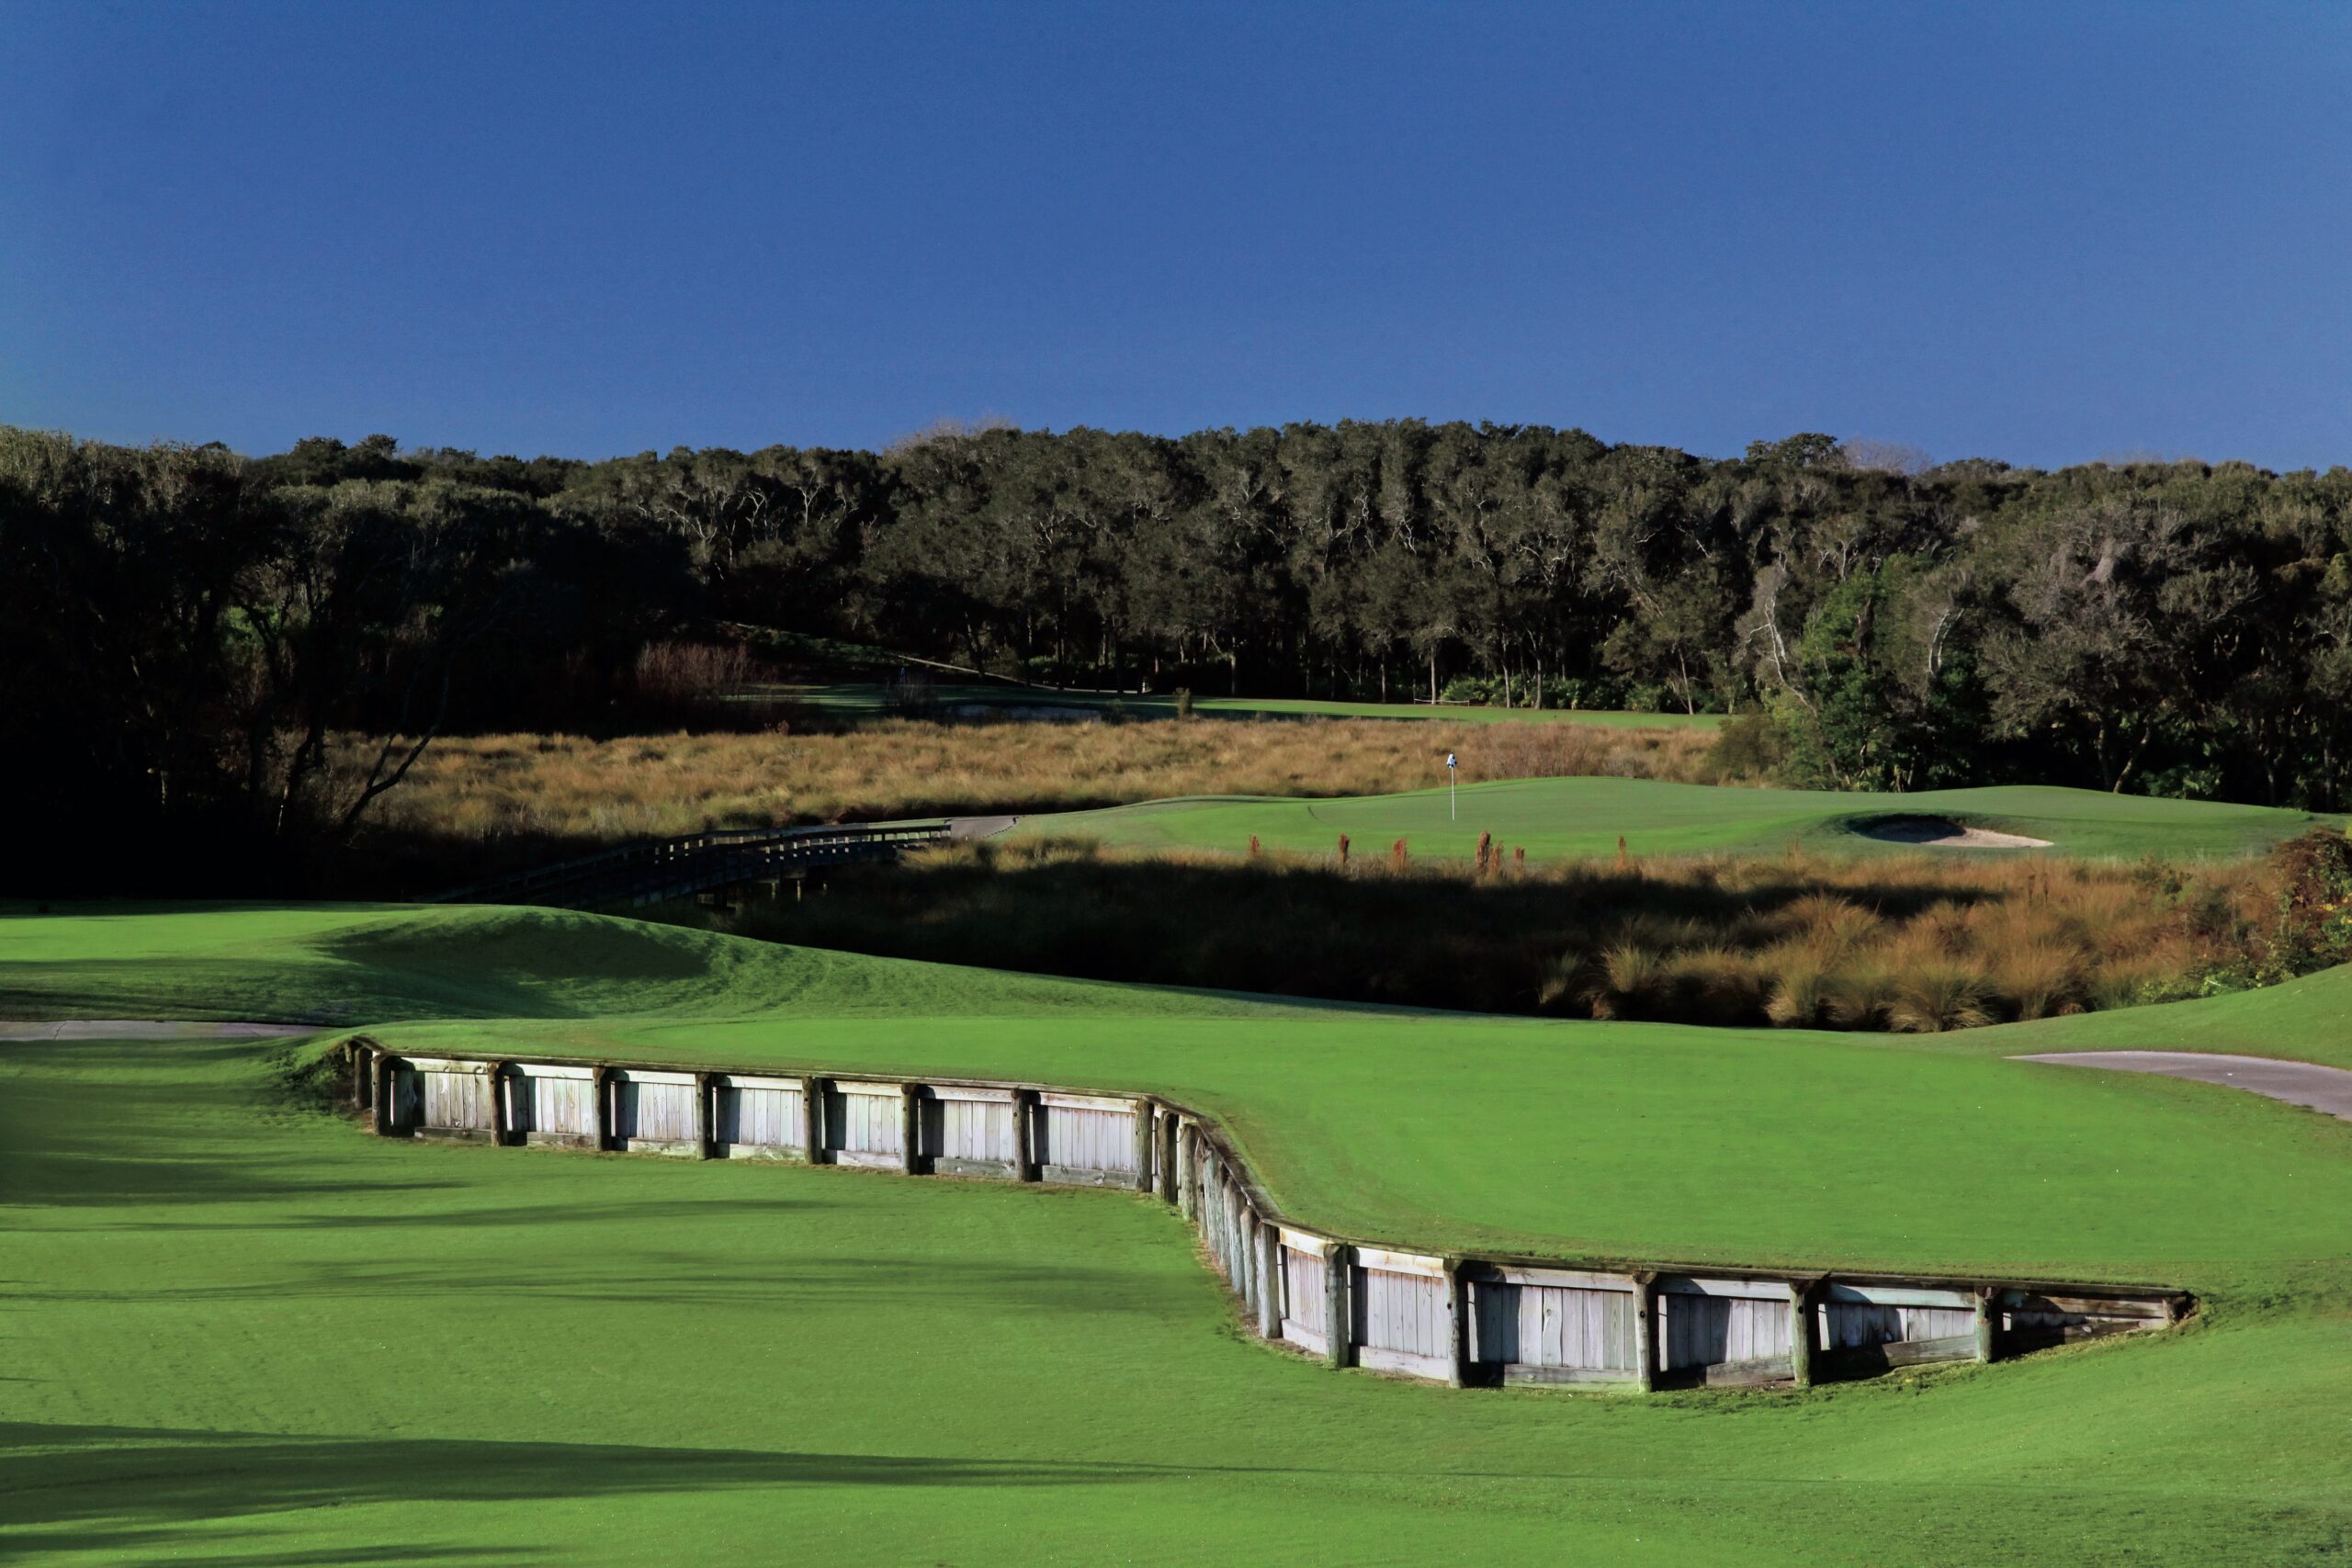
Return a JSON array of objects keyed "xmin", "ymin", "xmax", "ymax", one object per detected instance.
[{"xmin": 2, "ymin": 1, "xmax": 2346, "ymax": 468}]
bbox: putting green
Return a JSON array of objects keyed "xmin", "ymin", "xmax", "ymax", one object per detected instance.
[
  {"xmin": 1021, "ymin": 778, "xmax": 2344, "ymax": 861},
  {"xmin": 6, "ymin": 905, "xmax": 2352, "ymax": 1563}
]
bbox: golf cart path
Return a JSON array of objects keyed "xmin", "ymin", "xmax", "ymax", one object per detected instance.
[
  {"xmin": 2016, "ymin": 1051, "xmax": 2352, "ymax": 1121},
  {"xmin": 0, "ymin": 1020, "xmax": 318, "ymax": 1040}
]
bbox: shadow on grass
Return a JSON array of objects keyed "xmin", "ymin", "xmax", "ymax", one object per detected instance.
[
  {"xmin": 85, "ymin": 1195, "xmax": 842, "ymax": 1233},
  {"xmin": 4, "ymin": 1254, "xmax": 1170, "ymax": 1314},
  {"xmin": 0, "ymin": 1419, "xmax": 1182, "ymax": 1560},
  {"xmin": 0, "ymin": 1039, "xmax": 465, "ymax": 1213},
  {"xmin": 714, "ymin": 850, "xmax": 2017, "ymax": 1021}
]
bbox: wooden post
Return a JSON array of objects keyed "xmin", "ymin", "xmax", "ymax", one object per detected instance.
[
  {"xmin": 1240, "ymin": 1201, "xmax": 1261, "ymax": 1317},
  {"xmin": 1445, "ymin": 1259, "xmax": 1469, "ymax": 1388},
  {"xmin": 1974, "ymin": 1287, "xmax": 1999, "ymax": 1364},
  {"xmin": 1256, "ymin": 1219, "xmax": 1283, "ymax": 1338},
  {"xmin": 1632, "ymin": 1274, "xmax": 1657, "ymax": 1393},
  {"xmin": 371, "ymin": 1054, "xmax": 395, "ymax": 1135},
  {"xmin": 485, "ymin": 1062, "xmax": 506, "ymax": 1146},
  {"xmin": 351, "ymin": 1044, "xmax": 371, "ymax": 1109},
  {"xmin": 802, "ymin": 1077, "xmax": 827, "ymax": 1165},
  {"xmin": 1013, "ymin": 1090, "xmax": 1040, "ymax": 1181},
  {"xmin": 1132, "ymin": 1100, "xmax": 1155, "ymax": 1193},
  {"xmin": 695, "ymin": 1071, "xmax": 715, "ymax": 1159},
  {"xmin": 1155, "ymin": 1108, "xmax": 1178, "ymax": 1204},
  {"xmin": 1788, "ymin": 1280, "xmax": 1816, "ymax": 1389},
  {"xmin": 1323, "ymin": 1244, "xmax": 1353, "ymax": 1370},
  {"xmin": 593, "ymin": 1066, "xmax": 614, "ymax": 1153},
  {"xmin": 1176, "ymin": 1122, "xmax": 1197, "ymax": 1220},
  {"xmin": 899, "ymin": 1083, "xmax": 922, "ymax": 1174}
]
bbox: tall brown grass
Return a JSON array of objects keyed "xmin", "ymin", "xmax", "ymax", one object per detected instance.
[
  {"xmin": 702, "ymin": 837, "xmax": 2274, "ymax": 1032},
  {"xmin": 332, "ymin": 717, "xmax": 1716, "ymax": 890}
]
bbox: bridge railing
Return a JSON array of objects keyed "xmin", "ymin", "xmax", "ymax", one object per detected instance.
[{"xmin": 429, "ymin": 820, "xmax": 956, "ymax": 908}]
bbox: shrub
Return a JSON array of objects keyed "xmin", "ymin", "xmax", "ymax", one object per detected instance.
[
  {"xmin": 1989, "ymin": 942, "xmax": 2082, "ymax": 1021},
  {"xmin": 1700, "ymin": 713, "xmax": 1785, "ymax": 784},
  {"xmin": 695, "ymin": 834, "xmax": 2283, "ymax": 1034},
  {"xmin": 1888, "ymin": 962, "xmax": 1993, "ymax": 1032},
  {"xmin": 2257, "ymin": 829, "xmax": 2352, "ymax": 980}
]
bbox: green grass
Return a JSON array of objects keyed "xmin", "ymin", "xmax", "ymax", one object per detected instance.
[
  {"xmin": 7, "ymin": 903, "xmax": 2352, "ymax": 1562},
  {"xmin": 772, "ymin": 678, "xmax": 1722, "ymax": 728},
  {"xmin": 1022, "ymin": 777, "xmax": 2344, "ymax": 861},
  {"xmin": 2, "ymin": 1033, "xmax": 2341, "ymax": 1564}
]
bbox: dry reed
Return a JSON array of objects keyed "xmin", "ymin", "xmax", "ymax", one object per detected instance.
[
  {"xmin": 335, "ymin": 717, "xmax": 1715, "ymax": 887},
  {"xmin": 707, "ymin": 836, "xmax": 2278, "ymax": 1032}
]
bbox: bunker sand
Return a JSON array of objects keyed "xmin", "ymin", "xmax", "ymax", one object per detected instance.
[{"xmin": 1854, "ymin": 815, "xmax": 2052, "ymax": 849}]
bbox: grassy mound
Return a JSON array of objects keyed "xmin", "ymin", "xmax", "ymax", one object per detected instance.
[
  {"xmin": 0, "ymin": 902, "xmax": 1307, "ymax": 1026},
  {"xmin": 1022, "ymin": 779, "xmax": 2344, "ymax": 861}
]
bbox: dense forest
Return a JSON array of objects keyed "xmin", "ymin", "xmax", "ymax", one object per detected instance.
[{"xmin": 7, "ymin": 420, "xmax": 2352, "ymax": 888}]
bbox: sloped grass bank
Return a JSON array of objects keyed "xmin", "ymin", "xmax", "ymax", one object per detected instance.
[{"xmin": 13, "ymin": 904, "xmax": 2352, "ymax": 1282}]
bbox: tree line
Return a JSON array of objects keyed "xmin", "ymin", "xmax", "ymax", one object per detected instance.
[{"xmin": 7, "ymin": 420, "xmax": 2352, "ymax": 889}]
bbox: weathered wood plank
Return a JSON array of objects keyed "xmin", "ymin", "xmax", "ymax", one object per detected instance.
[
  {"xmin": 1355, "ymin": 1247, "xmax": 1444, "ymax": 1280},
  {"xmin": 1819, "ymin": 1332, "xmax": 1981, "ymax": 1376},
  {"xmin": 1358, "ymin": 1345, "xmax": 1453, "ymax": 1382},
  {"xmin": 1487, "ymin": 1265, "xmax": 1638, "ymax": 1292},
  {"xmin": 1038, "ymin": 1090, "xmax": 1135, "ymax": 1113},
  {"xmin": 1501, "ymin": 1363, "xmax": 1641, "ymax": 1388},
  {"xmin": 1657, "ymin": 1274, "xmax": 1793, "ymax": 1303},
  {"xmin": 1821, "ymin": 1281, "xmax": 1973, "ymax": 1311}
]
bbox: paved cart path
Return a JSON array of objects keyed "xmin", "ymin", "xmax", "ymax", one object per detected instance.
[
  {"xmin": 0, "ymin": 1020, "xmax": 318, "ymax": 1040},
  {"xmin": 2016, "ymin": 1051, "xmax": 2352, "ymax": 1122}
]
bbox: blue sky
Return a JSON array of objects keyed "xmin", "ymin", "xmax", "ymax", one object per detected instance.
[{"xmin": 2, "ymin": 1, "xmax": 2346, "ymax": 468}]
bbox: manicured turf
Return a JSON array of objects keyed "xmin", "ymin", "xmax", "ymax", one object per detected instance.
[
  {"xmin": 11, "ymin": 904, "xmax": 2352, "ymax": 1277},
  {"xmin": 1022, "ymin": 777, "xmax": 2345, "ymax": 860},
  {"xmin": 774, "ymin": 678, "xmax": 1722, "ymax": 728},
  {"xmin": 8, "ymin": 904, "xmax": 2352, "ymax": 1562}
]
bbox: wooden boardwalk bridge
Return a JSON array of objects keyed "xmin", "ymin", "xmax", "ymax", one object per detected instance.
[{"xmin": 427, "ymin": 818, "xmax": 1002, "ymax": 909}]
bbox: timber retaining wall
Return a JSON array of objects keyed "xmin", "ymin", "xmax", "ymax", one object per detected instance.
[{"xmin": 344, "ymin": 1038, "xmax": 2189, "ymax": 1390}]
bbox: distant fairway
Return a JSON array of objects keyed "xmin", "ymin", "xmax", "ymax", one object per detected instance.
[
  {"xmin": 8, "ymin": 904, "xmax": 2352, "ymax": 1562},
  {"xmin": 1023, "ymin": 777, "xmax": 2345, "ymax": 861}
]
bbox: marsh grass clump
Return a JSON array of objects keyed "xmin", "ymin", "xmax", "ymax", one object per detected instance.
[
  {"xmin": 706, "ymin": 834, "xmax": 2293, "ymax": 1032},
  {"xmin": 334, "ymin": 716, "xmax": 1716, "ymax": 891}
]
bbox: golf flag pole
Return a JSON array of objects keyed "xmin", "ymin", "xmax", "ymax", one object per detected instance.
[{"xmin": 1446, "ymin": 752, "xmax": 1456, "ymax": 820}]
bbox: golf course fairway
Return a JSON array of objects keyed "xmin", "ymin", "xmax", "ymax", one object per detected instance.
[
  {"xmin": 1020, "ymin": 778, "xmax": 2346, "ymax": 861},
  {"xmin": 6, "ymin": 903, "xmax": 2351, "ymax": 1563}
]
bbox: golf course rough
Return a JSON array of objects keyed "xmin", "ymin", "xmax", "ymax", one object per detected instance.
[
  {"xmin": 6, "ymin": 902, "xmax": 2352, "ymax": 1563},
  {"xmin": 1019, "ymin": 777, "xmax": 2347, "ymax": 861}
]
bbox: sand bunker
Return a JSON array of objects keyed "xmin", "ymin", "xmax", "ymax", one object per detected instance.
[{"xmin": 1855, "ymin": 815, "xmax": 2052, "ymax": 849}]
